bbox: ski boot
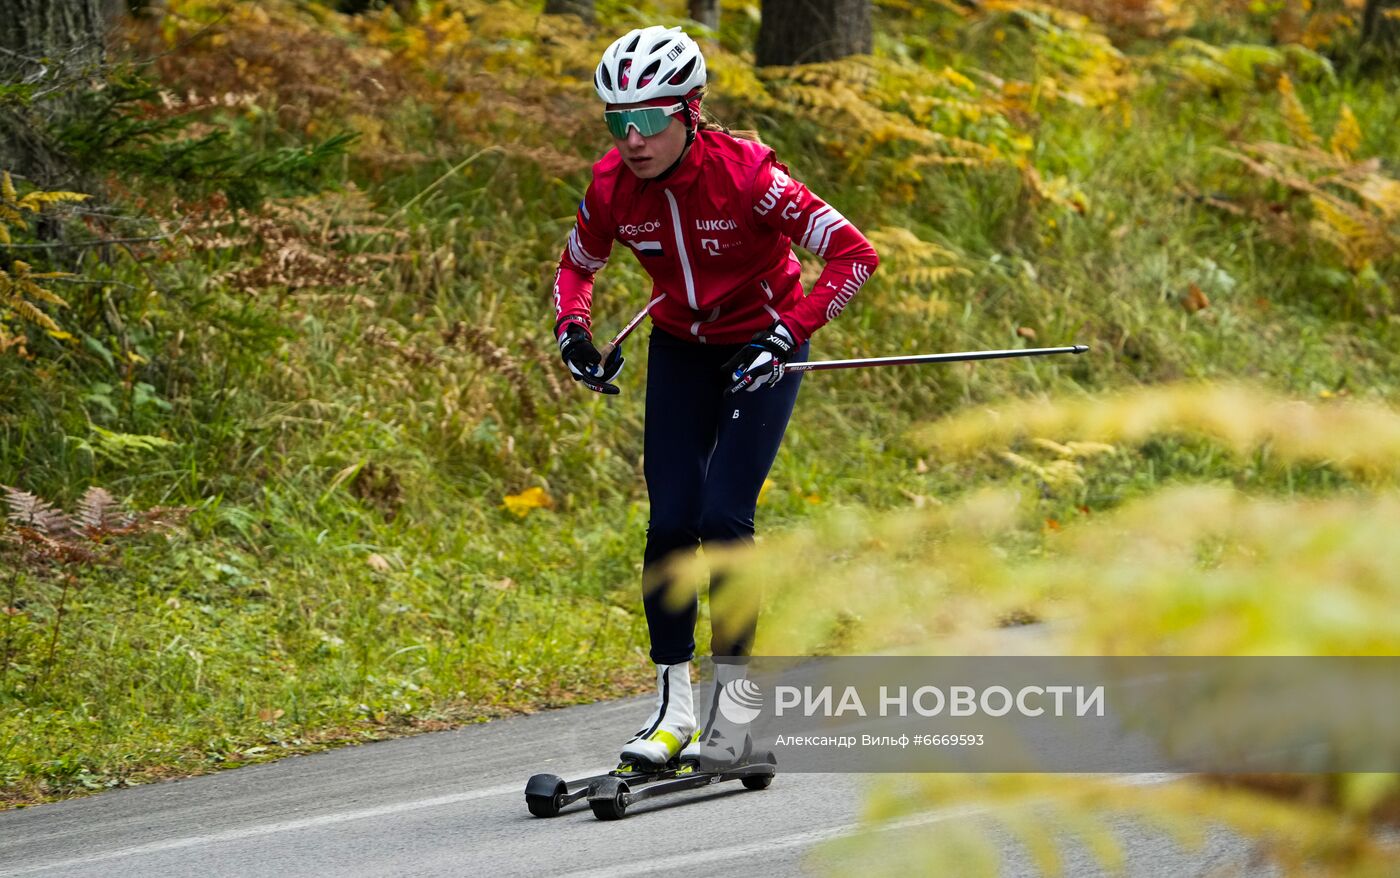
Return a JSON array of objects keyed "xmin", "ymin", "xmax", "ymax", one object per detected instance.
[
  {"xmin": 681, "ymin": 659, "xmax": 757, "ymax": 773},
  {"xmin": 616, "ymin": 661, "xmax": 695, "ymax": 775}
]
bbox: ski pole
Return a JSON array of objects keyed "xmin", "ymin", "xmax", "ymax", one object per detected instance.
[
  {"xmin": 786, "ymin": 344, "xmax": 1089, "ymax": 374},
  {"xmin": 599, "ymin": 294, "xmax": 664, "ymax": 360}
]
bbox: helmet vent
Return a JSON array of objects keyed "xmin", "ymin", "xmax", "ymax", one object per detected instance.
[{"xmin": 670, "ymin": 59, "xmax": 696, "ymax": 85}]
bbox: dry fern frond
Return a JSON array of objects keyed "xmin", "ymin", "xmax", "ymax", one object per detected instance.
[
  {"xmin": 1345, "ymin": 177, "xmax": 1400, "ymax": 222},
  {"xmin": 181, "ymin": 186, "xmax": 404, "ymax": 295},
  {"xmin": 75, "ymin": 488, "xmax": 129, "ymax": 532},
  {"xmin": 1, "ymin": 485, "xmax": 188, "ymax": 573},
  {"xmin": 363, "ymin": 324, "xmax": 438, "ymax": 369},
  {"xmin": 2, "ymin": 487, "xmax": 75, "ymax": 538},
  {"xmin": 12, "ymin": 527, "xmax": 104, "ymax": 565},
  {"xmin": 442, "ymin": 321, "xmax": 539, "ymax": 422}
]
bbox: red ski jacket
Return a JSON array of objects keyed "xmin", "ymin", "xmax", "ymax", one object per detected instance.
[{"xmin": 552, "ymin": 129, "xmax": 878, "ymax": 347}]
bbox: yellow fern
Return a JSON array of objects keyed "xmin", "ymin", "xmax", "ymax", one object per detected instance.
[
  {"xmin": 900, "ymin": 265, "xmax": 971, "ymax": 286},
  {"xmin": 1277, "ymin": 74, "xmax": 1320, "ymax": 148},
  {"xmin": 1213, "ymin": 80, "xmax": 1398, "ymax": 280},
  {"xmin": 1, "ymin": 173, "xmax": 86, "ymax": 349},
  {"xmin": 1021, "ymin": 162, "xmax": 1090, "ymax": 214},
  {"xmin": 1329, "ymin": 103, "xmax": 1362, "ymax": 159},
  {"xmin": 2, "ymin": 261, "xmax": 73, "ymax": 335},
  {"xmin": 0, "ymin": 172, "xmax": 90, "ymax": 245},
  {"xmin": 1310, "ymin": 194, "xmax": 1387, "ymax": 271},
  {"xmin": 761, "ymin": 52, "xmax": 1027, "ymax": 174},
  {"xmin": 864, "ymin": 228, "xmax": 970, "ymax": 303}
]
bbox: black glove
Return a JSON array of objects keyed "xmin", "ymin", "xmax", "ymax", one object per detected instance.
[
  {"xmin": 721, "ymin": 321, "xmax": 796, "ymax": 395},
  {"xmin": 557, "ymin": 320, "xmax": 624, "ymax": 395}
]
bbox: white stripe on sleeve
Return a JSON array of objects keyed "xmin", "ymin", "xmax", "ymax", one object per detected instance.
[{"xmin": 567, "ymin": 228, "xmax": 607, "ymax": 272}]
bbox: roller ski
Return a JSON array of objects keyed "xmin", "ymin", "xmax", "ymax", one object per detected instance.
[{"xmin": 523, "ymin": 660, "xmax": 777, "ymax": 820}]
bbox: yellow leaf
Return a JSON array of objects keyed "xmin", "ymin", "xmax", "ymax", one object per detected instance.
[
  {"xmin": 940, "ymin": 66, "xmax": 976, "ymax": 91},
  {"xmin": 502, "ymin": 486, "xmax": 553, "ymax": 517},
  {"xmin": 757, "ymin": 477, "xmax": 775, "ymax": 505}
]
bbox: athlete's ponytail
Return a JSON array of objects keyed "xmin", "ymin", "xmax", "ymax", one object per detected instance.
[{"xmin": 697, "ymin": 108, "xmax": 764, "ymax": 145}]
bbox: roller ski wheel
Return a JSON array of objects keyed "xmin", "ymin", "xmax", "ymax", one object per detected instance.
[
  {"xmin": 522, "ymin": 761, "xmax": 677, "ymax": 818},
  {"xmin": 524, "ymin": 773, "xmax": 571, "ymax": 818},
  {"xmin": 738, "ymin": 750, "xmax": 777, "ymax": 790},
  {"xmin": 589, "ymin": 776, "xmax": 630, "ymax": 821},
  {"xmin": 585, "ymin": 752, "xmax": 777, "ymax": 820}
]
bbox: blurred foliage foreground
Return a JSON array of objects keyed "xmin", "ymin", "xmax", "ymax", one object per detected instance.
[{"xmin": 1, "ymin": 0, "xmax": 1398, "ymax": 874}]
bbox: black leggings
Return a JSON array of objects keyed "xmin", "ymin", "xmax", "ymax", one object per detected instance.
[{"xmin": 642, "ymin": 326, "xmax": 808, "ymax": 664}]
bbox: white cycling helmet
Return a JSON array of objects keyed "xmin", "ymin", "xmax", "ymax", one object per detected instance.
[{"xmin": 594, "ymin": 26, "xmax": 706, "ymax": 104}]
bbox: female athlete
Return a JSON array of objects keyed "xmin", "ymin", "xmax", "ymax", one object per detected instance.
[{"xmin": 551, "ymin": 25, "xmax": 878, "ymax": 771}]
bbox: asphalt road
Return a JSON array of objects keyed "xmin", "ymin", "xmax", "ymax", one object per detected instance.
[{"xmin": 0, "ymin": 696, "xmax": 1273, "ymax": 877}]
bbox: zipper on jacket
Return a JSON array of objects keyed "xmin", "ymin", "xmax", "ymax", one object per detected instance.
[
  {"xmin": 689, "ymin": 307, "xmax": 719, "ymax": 344},
  {"xmin": 663, "ymin": 189, "xmax": 699, "ymax": 312}
]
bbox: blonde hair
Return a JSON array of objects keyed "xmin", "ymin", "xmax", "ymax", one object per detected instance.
[{"xmin": 697, "ymin": 109, "xmax": 764, "ymax": 145}]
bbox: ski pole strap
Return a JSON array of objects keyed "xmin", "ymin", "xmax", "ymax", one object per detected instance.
[{"xmin": 785, "ymin": 344, "xmax": 1089, "ymax": 374}]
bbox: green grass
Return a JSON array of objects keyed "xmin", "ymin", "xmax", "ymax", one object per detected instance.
[{"xmin": 2, "ymin": 1, "xmax": 1398, "ymax": 805}]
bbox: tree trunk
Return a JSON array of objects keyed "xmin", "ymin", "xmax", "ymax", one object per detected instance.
[
  {"xmin": 690, "ymin": 0, "xmax": 720, "ymax": 31},
  {"xmin": 544, "ymin": 0, "xmax": 594, "ymax": 24},
  {"xmin": 755, "ymin": 0, "xmax": 871, "ymax": 67},
  {"xmin": 0, "ymin": 0, "xmax": 109, "ymax": 183},
  {"xmin": 1362, "ymin": 0, "xmax": 1400, "ymax": 56},
  {"xmin": 0, "ymin": 0, "xmax": 107, "ymax": 64}
]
